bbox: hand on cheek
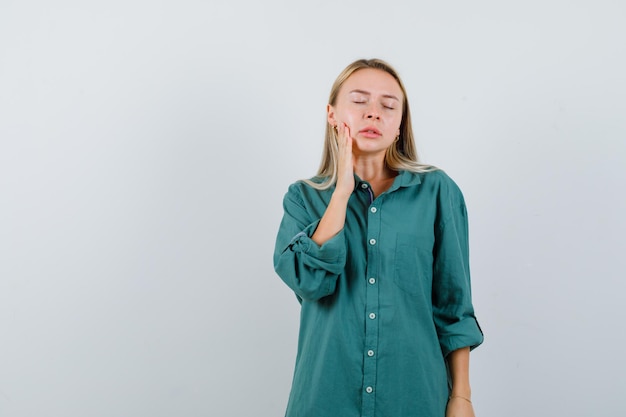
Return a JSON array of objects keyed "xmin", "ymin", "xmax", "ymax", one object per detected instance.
[{"xmin": 335, "ymin": 122, "xmax": 355, "ymax": 196}]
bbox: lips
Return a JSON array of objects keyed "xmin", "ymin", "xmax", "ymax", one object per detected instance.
[{"xmin": 359, "ymin": 126, "xmax": 382, "ymax": 136}]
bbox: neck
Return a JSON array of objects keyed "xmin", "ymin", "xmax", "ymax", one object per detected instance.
[{"xmin": 353, "ymin": 153, "xmax": 395, "ymax": 182}]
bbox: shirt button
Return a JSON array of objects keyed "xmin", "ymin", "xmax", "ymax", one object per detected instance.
[
  {"xmin": 369, "ymin": 313, "xmax": 376, "ymax": 319},
  {"xmin": 369, "ymin": 238, "xmax": 376, "ymax": 245},
  {"xmin": 368, "ymin": 277, "xmax": 376, "ymax": 284},
  {"xmin": 367, "ymin": 350, "xmax": 375, "ymax": 357},
  {"xmin": 361, "ymin": 183, "xmax": 368, "ymax": 189},
  {"xmin": 365, "ymin": 386, "xmax": 373, "ymax": 394},
  {"xmin": 370, "ymin": 207, "xmax": 377, "ymax": 213}
]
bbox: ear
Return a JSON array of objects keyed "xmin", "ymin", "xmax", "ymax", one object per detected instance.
[{"xmin": 327, "ymin": 104, "xmax": 337, "ymax": 127}]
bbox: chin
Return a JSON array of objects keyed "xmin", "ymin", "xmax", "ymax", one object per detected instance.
[{"xmin": 354, "ymin": 140, "xmax": 392, "ymax": 153}]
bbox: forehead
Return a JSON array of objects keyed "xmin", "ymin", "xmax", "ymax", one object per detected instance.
[{"xmin": 341, "ymin": 68, "xmax": 403, "ymax": 99}]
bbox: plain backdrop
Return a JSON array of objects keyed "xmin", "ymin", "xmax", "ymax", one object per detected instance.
[{"xmin": 1, "ymin": 1, "xmax": 625, "ymax": 416}]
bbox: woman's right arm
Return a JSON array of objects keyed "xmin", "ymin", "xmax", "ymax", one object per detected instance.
[
  {"xmin": 311, "ymin": 123, "xmax": 354, "ymax": 245},
  {"xmin": 273, "ymin": 123, "xmax": 354, "ymax": 301},
  {"xmin": 273, "ymin": 187, "xmax": 348, "ymax": 302}
]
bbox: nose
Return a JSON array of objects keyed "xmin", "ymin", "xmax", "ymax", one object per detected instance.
[{"xmin": 365, "ymin": 103, "xmax": 380, "ymax": 120}]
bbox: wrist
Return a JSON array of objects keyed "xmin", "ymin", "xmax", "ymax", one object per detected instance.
[
  {"xmin": 450, "ymin": 386, "xmax": 471, "ymax": 398},
  {"xmin": 448, "ymin": 394, "xmax": 472, "ymax": 404},
  {"xmin": 330, "ymin": 189, "xmax": 352, "ymax": 202}
]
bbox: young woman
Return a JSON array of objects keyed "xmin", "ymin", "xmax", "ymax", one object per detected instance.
[{"xmin": 274, "ymin": 58, "xmax": 483, "ymax": 417}]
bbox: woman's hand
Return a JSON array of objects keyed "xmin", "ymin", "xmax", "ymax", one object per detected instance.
[
  {"xmin": 310, "ymin": 122, "xmax": 353, "ymax": 246},
  {"xmin": 334, "ymin": 122, "xmax": 354, "ymax": 198},
  {"xmin": 445, "ymin": 396, "xmax": 475, "ymax": 417}
]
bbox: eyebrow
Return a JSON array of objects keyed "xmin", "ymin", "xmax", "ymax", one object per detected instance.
[{"xmin": 349, "ymin": 89, "xmax": 400, "ymax": 101}]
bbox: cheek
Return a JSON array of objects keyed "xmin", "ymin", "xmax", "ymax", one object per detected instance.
[
  {"xmin": 388, "ymin": 115, "xmax": 402, "ymax": 132},
  {"xmin": 336, "ymin": 111, "xmax": 358, "ymax": 131},
  {"xmin": 344, "ymin": 114, "xmax": 359, "ymax": 128}
]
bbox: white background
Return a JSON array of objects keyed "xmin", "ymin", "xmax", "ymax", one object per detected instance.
[{"xmin": 1, "ymin": 1, "xmax": 625, "ymax": 416}]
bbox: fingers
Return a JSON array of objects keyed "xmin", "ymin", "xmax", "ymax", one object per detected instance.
[
  {"xmin": 336, "ymin": 122, "xmax": 352, "ymax": 149},
  {"xmin": 336, "ymin": 123, "xmax": 353, "ymax": 162},
  {"xmin": 334, "ymin": 122, "xmax": 355, "ymax": 194}
]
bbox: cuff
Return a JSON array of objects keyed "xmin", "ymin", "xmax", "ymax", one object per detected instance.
[
  {"xmin": 438, "ymin": 317, "xmax": 484, "ymax": 358},
  {"xmin": 287, "ymin": 220, "xmax": 346, "ymax": 264}
]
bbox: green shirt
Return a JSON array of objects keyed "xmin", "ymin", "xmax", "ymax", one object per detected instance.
[{"xmin": 274, "ymin": 169, "xmax": 483, "ymax": 417}]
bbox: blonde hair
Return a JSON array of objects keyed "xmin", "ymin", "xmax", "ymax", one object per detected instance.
[{"xmin": 305, "ymin": 58, "xmax": 436, "ymax": 190}]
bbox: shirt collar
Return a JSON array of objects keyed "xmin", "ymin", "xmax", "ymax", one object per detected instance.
[{"xmin": 353, "ymin": 170, "xmax": 422, "ymax": 193}]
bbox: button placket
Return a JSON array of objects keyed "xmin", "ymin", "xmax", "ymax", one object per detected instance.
[
  {"xmin": 362, "ymin": 192, "xmax": 382, "ymax": 416},
  {"xmin": 359, "ymin": 181, "xmax": 374, "ymax": 204}
]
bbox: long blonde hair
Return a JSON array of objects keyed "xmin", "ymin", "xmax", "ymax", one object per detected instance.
[{"xmin": 305, "ymin": 58, "xmax": 436, "ymax": 190}]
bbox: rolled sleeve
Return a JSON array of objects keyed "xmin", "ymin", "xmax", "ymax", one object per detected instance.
[
  {"xmin": 274, "ymin": 185, "xmax": 347, "ymax": 301},
  {"xmin": 432, "ymin": 179, "xmax": 484, "ymax": 357},
  {"xmin": 285, "ymin": 221, "xmax": 347, "ymax": 269}
]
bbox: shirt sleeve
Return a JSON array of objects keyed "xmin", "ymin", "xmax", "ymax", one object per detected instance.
[
  {"xmin": 432, "ymin": 177, "xmax": 484, "ymax": 357},
  {"xmin": 273, "ymin": 183, "xmax": 347, "ymax": 302}
]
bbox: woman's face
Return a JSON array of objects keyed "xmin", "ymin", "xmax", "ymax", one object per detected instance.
[{"xmin": 328, "ymin": 68, "xmax": 404, "ymax": 156}]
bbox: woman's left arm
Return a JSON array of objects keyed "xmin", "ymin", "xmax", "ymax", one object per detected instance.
[
  {"xmin": 446, "ymin": 347, "xmax": 475, "ymax": 417},
  {"xmin": 431, "ymin": 175, "xmax": 483, "ymax": 357},
  {"xmin": 431, "ymin": 174, "xmax": 483, "ymax": 416}
]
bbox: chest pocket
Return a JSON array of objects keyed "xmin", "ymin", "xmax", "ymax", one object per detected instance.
[{"xmin": 393, "ymin": 233, "xmax": 434, "ymax": 295}]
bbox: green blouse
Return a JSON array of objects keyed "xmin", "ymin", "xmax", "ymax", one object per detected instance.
[{"xmin": 274, "ymin": 169, "xmax": 483, "ymax": 417}]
